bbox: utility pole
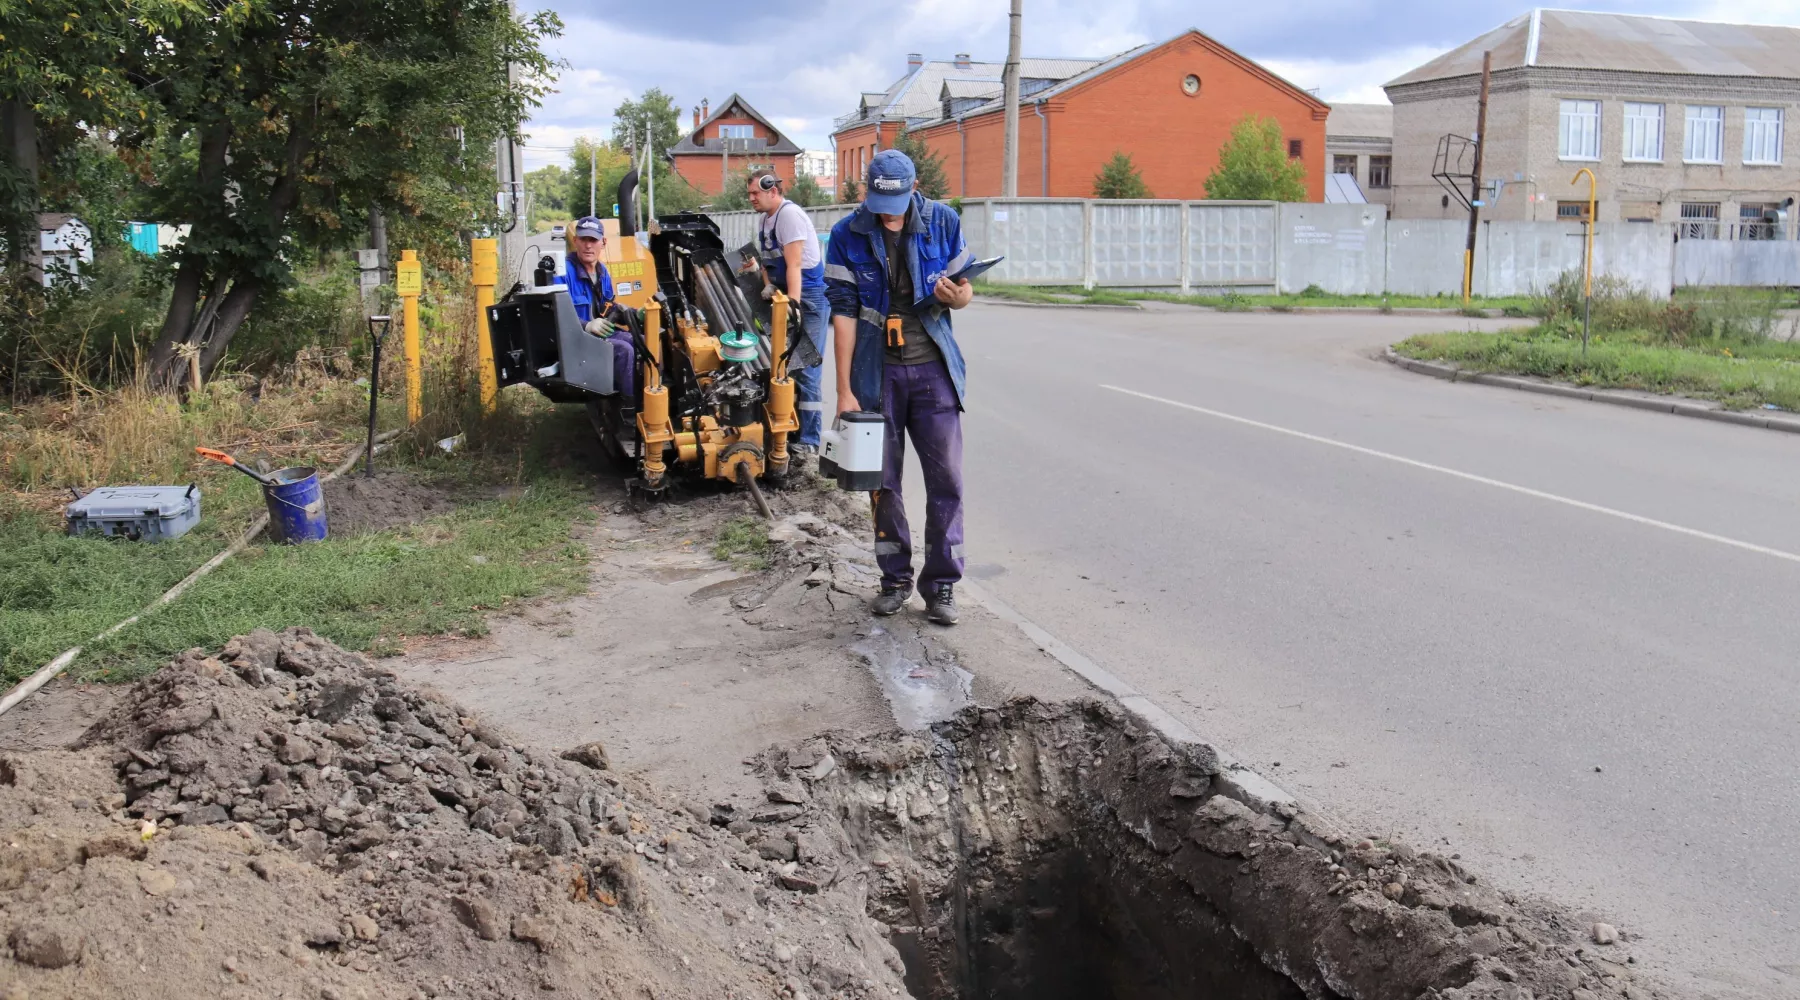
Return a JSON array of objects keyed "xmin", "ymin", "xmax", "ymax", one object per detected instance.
[
  {"xmin": 589, "ymin": 141, "xmax": 597, "ymax": 217},
  {"xmin": 1463, "ymin": 50, "xmax": 1491, "ymax": 303},
  {"xmin": 1001, "ymin": 0, "xmax": 1022, "ymax": 197}
]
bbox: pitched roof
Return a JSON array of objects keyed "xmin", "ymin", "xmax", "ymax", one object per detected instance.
[
  {"xmin": 883, "ymin": 31, "xmax": 1327, "ymax": 132},
  {"xmin": 836, "ymin": 55, "xmax": 1102, "ymax": 131},
  {"xmin": 669, "ymin": 93, "xmax": 802, "ymax": 157},
  {"xmin": 1326, "ymin": 103, "xmax": 1393, "ymax": 139},
  {"xmin": 1388, "ymin": 9, "xmax": 1800, "ymax": 88}
]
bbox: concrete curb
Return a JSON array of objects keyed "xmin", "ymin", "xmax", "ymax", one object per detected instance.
[
  {"xmin": 1384, "ymin": 347, "xmax": 1800, "ymax": 435},
  {"xmin": 959, "ymin": 579, "xmax": 1329, "ymax": 843},
  {"xmin": 973, "ymin": 296, "xmax": 1142, "ymax": 311}
]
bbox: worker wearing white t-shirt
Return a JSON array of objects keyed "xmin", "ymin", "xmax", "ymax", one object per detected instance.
[{"xmin": 748, "ymin": 170, "xmax": 827, "ymax": 457}]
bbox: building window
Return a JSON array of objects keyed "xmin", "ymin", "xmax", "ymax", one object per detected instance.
[
  {"xmin": 1556, "ymin": 201, "xmax": 1591, "ymax": 222},
  {"xmin": 1622, "ymin": 102, "xmax": 1663, "ymax": 161},
  {"xmin": 1332, "ymin": 154, "xmax": 1358, "ymax": 176},
  {"xmin": 1368, "ymin": 155, "xmax": 1391, "ymax": 189},
  {"xmin": 718, "ymin": 124, "xmax": 754, "ymax": 139},
  {"xmin": 1287, "ymin": 139, "xmax": 1303, "ymax": 160},
  {"xmin": 1559, "ymin": 99, "xmax": 1600, "ymax": 160},
  {"xmin": 1744, "ymin": 107, "xmax": 1784, "ymax": 164},
  {"xmin": 1679, "ymin": 202, "xmax": 1719, "ymax": 240},
  {"xmin": 1740, "ymin": 202, "xmax": 1781, "ymax": 240},
  {"xmin": 1684, "ymin": 105, "xmax": 1723, "ymax": 163}
]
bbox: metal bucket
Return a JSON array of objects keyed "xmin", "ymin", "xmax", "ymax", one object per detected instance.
[{"xmin": 263, "ymin": 466, "xmax": 328, "ymax": 543}]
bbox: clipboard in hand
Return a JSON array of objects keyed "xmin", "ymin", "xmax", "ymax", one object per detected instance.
[{"xmin": 947, "ymin": 255, "xmax": 1004, "ymax": 284}]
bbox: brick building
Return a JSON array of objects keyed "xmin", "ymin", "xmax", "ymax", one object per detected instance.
[
  {"xmin": 833, "ymin": 31, "xmax": 1329, "ymax": 201},
  {"xmin": 668, "ymin": 94, "xmax": 802, "ymax": 197},
  {"xmin": 1385, "ymin": 9, "xmax": 1800, "ymax": 229},
  {"xmin": 1325, "ymin": 104, "xmax": 1393, "ymax": 207}
]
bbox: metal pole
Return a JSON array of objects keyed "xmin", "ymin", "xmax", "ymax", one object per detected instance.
[
  {"xmin": 365, "ymin": 316, "xmax": 390, "ymax": 477},
  {"xmin": 396, "ymin": 250, "xmax": 423, "ymax": 425},
  {"xmin": 1463, "ymin": 50, "xmax": 1491, "ymax": 304},
  {"xmin": 1002, "ymin": 0, "xmax": 1022, "ymax": 197},
  {"xmin": 471, "ymin": 238, "xmax": 498, "ymax": 414},
  {"xmin": 589, "ymin": 142, "xmax": 596, "ymax": 217}
]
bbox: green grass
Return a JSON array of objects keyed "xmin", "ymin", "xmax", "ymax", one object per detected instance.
[
  {"xmin": 972, "ymin": 282, "xmax": 1535, "ymax": 313},
  {"xmin": 712, "ymin": 516, "xmax": 771, "ymax": 571},
  {"xmin": 1, "ymin": 402, "xmax": 599, "ymax": 685},
  {"xmin": 1394, "ymin": 327, "xmax": 1800, "ymax": 411}
]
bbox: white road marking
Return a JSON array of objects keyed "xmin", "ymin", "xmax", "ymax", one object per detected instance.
[{"xmin": 1101, "ymin": 383, "xmax": 1800, "ymax": 566}]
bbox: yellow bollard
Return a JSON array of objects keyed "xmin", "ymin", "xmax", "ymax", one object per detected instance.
[
  {"xmin": 470, "ymin": 238, "xmax": 498, "ymax": 415},
  {"xmin": 396, "ymin": 249, "xmax": 423, "ymax": 425}
]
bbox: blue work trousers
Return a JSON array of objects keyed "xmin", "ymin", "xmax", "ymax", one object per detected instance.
[
  {"xmin": 791, "ymin": 291, "xmax": 829, "ymax": 447},
  {"xmin": 873, "ymin": 360, "xmax": 964, "ymax": 593}
]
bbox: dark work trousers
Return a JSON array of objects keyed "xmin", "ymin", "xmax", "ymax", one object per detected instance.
[{"xmin": 874, "ymin": 359, "xmax": 965, "ymax": 593}]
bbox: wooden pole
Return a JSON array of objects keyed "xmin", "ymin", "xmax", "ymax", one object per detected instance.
[{"xmin": 1463, "ymin": 50, "xmax": 1491, "ymax": 304}]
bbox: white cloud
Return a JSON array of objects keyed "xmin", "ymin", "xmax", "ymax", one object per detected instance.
[{"xmin": 1257, "ymin": 44, "xmax": 1453, "ymax": 105}]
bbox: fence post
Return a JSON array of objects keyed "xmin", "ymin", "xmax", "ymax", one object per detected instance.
[
  {"xmin": 396, "ymin": 249, "xmax": 423, "ymax": 425},
  {"xmin": 1178, "ymin": 202, "xmax": 1192, "ymax": 295},
  {"xmin": 1082, "ymin": 200, "xmax": 1096, "ymax": 291},
  {"xmin": 470, "ymin": 238, "xmax": 498, "ymax": 415}
]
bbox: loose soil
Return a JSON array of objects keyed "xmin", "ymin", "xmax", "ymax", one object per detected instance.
[
  {"xmin": 1, "ymin": 473, "xmax": 1676, "ymax": 1000},
  {"xmin": 321, "ymin": 471, "xmax": 463, "ymax": 537}
]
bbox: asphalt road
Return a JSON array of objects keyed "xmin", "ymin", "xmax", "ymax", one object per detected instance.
[{"xmin": 899, "ymin": 301, "xmax": 1800, "ymax": 999}]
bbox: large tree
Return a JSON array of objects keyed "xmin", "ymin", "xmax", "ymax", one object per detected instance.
[
  {"xmin": 1203, "ymin": 115, "xmax": 1307, "ymax": 202},
  {"xmin": 140, "ymin": 0, "xmax": 558, "ymax": 386}
]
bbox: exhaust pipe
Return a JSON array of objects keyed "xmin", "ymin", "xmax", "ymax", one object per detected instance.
[{"xmin": 617, "ymin": 168, "xmax": 639, "ymax": 238}]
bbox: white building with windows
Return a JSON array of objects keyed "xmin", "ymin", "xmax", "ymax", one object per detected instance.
[
  {"xmin": 1385, "ymin": 9, "xmax": 1800, "ymax": 233},
  {"xmin": 796, "ymin": 149, "xmax": 836, "ymax": 199}
]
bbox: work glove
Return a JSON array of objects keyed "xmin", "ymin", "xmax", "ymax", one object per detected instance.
[
  {"xmin": 760, "ymin": 284, "xmax": 776, "ymax": 301},
  {"xmin": 584, "ymin": 317, "xmax": 614, "ymax": 337}
]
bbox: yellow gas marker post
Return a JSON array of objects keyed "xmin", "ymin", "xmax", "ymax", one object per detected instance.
[
  {"xmin": 396, "ymin": 250, "xmax": 423, "ymax": 425},
  {"xmin": 470, "ymin": 238, "xmax": 498, "ymax": 415}
]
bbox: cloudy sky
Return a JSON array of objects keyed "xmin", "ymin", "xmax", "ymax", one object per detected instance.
[{"xmin": 519, "ymin": 0, "xmax": 1800, "ymax": 172}]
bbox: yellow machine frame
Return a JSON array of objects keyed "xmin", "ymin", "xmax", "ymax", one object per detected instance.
[
  {"xmin": 597, "ymin": 218, "xmax": 658, "ymax": 310},
  {"xmin": 634, "ymin": 289, "xmax": 798, "ymax": 491}
]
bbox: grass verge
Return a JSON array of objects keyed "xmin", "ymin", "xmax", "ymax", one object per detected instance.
[{"xmin": 1393, "ymin": 327, "xmax": 1800, "ymax": 411}]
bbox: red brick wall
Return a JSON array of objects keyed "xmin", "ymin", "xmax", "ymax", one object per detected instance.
[
  {"xmin": 891, "ymin": 32, "xmax": 1329, "ymax": 201},
  {"xmin": 834, "ymin": 121, "xmax": 907, "ymax": 200}
]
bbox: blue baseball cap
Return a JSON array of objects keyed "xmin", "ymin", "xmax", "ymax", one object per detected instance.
[
  {"xmin": 864, "ymin": 150, "xmax": 916, "ymax": 215},
  {"xmin": 573, "ymin": 216, "xmax": 605, "ymax": 240}
]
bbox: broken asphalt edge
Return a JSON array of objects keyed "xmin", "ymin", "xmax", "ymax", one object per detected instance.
[
  {"xmin": 1383, "ymin": 346, "xmax": 1800, "ymax": 435},
  {"xmin": 957, "ymin": 579, "xmax": 1338, "ymax": 852}
]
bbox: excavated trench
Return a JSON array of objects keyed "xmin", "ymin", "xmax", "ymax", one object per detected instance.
[{"xmin": 780, "ymin": 698, "xmax": 1626, "ymax": 1000}]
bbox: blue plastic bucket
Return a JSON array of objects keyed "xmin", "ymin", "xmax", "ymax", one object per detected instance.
[{"xmin": 263, "ymin": 466, "xmax": 328, "ymax": 543}]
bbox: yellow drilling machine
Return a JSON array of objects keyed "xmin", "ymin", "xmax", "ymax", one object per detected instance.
[{"xmin": 486, "ymin": 172, "xmax": 807, "ymax": 510}]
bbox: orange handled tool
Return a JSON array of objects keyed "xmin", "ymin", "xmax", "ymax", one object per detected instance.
[{"xmin": 196, "ymin": 447, "xmax": 276, "ymax": 487}]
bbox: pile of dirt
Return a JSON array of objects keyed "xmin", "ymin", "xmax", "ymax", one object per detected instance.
[
  {"xmin": 322, "ymin": 471, "xmax": 461, "ymax": 536},
  {"xmin": 0, "ymin": 628, "xmax": 914, "ymax": 1000}
]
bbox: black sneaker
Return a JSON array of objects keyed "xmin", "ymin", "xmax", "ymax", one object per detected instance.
[
  {"xmin": 924, "ymin": 583, "xmax": 958, "ymax": 626},
  {"xmin": 872, "ymin": 583, "xmax": 912, "ymax": 616}
]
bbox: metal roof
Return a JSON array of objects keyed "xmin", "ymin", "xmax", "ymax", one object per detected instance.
[
  {"xmin": 941, "ymin": 79, "xmax": 1003, "ymax": 99},
  {"xmin": 837, "ymin": 56, "xmax": 1101, "ymax": 130},
  {"xmin": 1326, "ymin": 103, "xmax": 1393, "ymax": 139},
  {"xmin": 1389, "ymin": 8, "xmax": 1800, "ymax": 87}
]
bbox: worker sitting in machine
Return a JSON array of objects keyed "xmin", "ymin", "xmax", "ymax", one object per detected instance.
[{"xmin": 563, "ymin": 215, "xmax": 636, "ymax": 397}]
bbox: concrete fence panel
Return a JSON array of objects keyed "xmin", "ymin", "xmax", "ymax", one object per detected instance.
[
  {"xmin": 1276, "ymin": 204, "xmax": 1388, "ymax": 295},
  {"xmin": 1187, "ymin": 202, "xmax": 1277, "ymax": 289},
  {"xmin": 1674, "ymin": 239, "xmax": 1800, "ymax": 287},
  {"xmin": 1384, "ymin": 221, "xmax": 1470, "ymax": 297},
  {"xmin": 1091, "ymin": 201, "xmax": 1185, "ymax": 287},
  {"xmin": 1591, "ymin": 223, "xmax": 1676, "ymax": 299},
  {"xmin": 961, "ymin": 199, "xmax": 1087, "ymax": 285}
]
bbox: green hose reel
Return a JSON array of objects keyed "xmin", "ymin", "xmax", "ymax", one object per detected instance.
[{"xmin": 718, "ymin": 330, "xmax": 758, "ymax": 364}]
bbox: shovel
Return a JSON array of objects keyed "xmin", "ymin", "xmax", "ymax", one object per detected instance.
[{"xmin": 195, "ymin": 447, "xmax": 277, "ymax": 487}]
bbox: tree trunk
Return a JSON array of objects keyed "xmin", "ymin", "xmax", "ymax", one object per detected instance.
[
  {"xmin": 197, "ymin": 279, "xmax": 260, "ymax": 377},
  {"xmin": 2, "ymin": 98, "xmax": 41, "ymax": 284},
  {"xmin": 148, "ymin": 254, "xmax": 206, "ymax": 379}
]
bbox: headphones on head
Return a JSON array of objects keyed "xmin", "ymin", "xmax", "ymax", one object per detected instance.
[{"xmin": 755, "ymin": 173, "xmax": 781, "ymax": 192}]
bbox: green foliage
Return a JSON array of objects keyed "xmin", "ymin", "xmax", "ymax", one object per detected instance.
[
  {"xmin": 525, "ymin": 163, "xmax": 569, "ymax": 231},
  {"xmin": 1092, "ymin": 151, "xmax": 1152, "ymax": 199},
  {"xmin": 611, "ymin": 87, "xmax": 684, "ymax": 166},
  {"xmin": 1531, "ymin": 271, "xmax": 1784, "ymax": 345},
  {"xmin": 890, "ymin": 128, "xmax": 948, "ymax": 200},
  {"xmin": 227, "ymin": 257, "xmax": 364, "ymax": 371},
  {"xmin": 709, "ymin": 169, "xmax": 753, "ymax": 211},
  {"xmin": 563, "ymin": 137, "xmax": 632, "ymax": 220},
  {"xmin": 1299, "ymin": 284, "xmax": 1327, "ymax": 298},
  {"xmin": 0, "ymin": 246, "xmax": 168, "ymax": 395},
  {"xmin": 840, "ymin": 176, "xmax": 861, "ymax": 203},
  {"xmin": 1204, "ymin": 115, "xmax": 1307, "ymax": 202},
  {"xmin": 788, "ymin": 174, "xmax": 827, "ymax": 208}
]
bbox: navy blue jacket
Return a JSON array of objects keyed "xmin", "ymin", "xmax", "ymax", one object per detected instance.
[
  {"xmin": 823, "ymin": 193, "xmax": 972, "ymax": 409},
  {"xmin": 559, "ymin": 253, "xmax": 614, "ymax": 325}
]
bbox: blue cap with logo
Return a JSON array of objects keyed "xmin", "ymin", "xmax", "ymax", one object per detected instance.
[
  {"xmin": 573, "ymin": 216, "xmax": 605, "ymax": 240},
  {"xmin": 864, "ymin": 149, "xmax": 916, "ymax": 215}
]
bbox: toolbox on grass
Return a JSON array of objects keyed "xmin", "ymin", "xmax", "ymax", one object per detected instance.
[{"xmin": 65, "ymin": 485, "xmax": 201, "ymax": 541}]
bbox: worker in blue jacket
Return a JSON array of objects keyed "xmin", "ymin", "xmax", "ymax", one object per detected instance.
[
  {"xmin": 562, "ymin": 215, "xmax": 634, "ymax": 397},
  {"xmin": 824, "ymin": 149, "xmax": 974, "ymax": 625}
]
